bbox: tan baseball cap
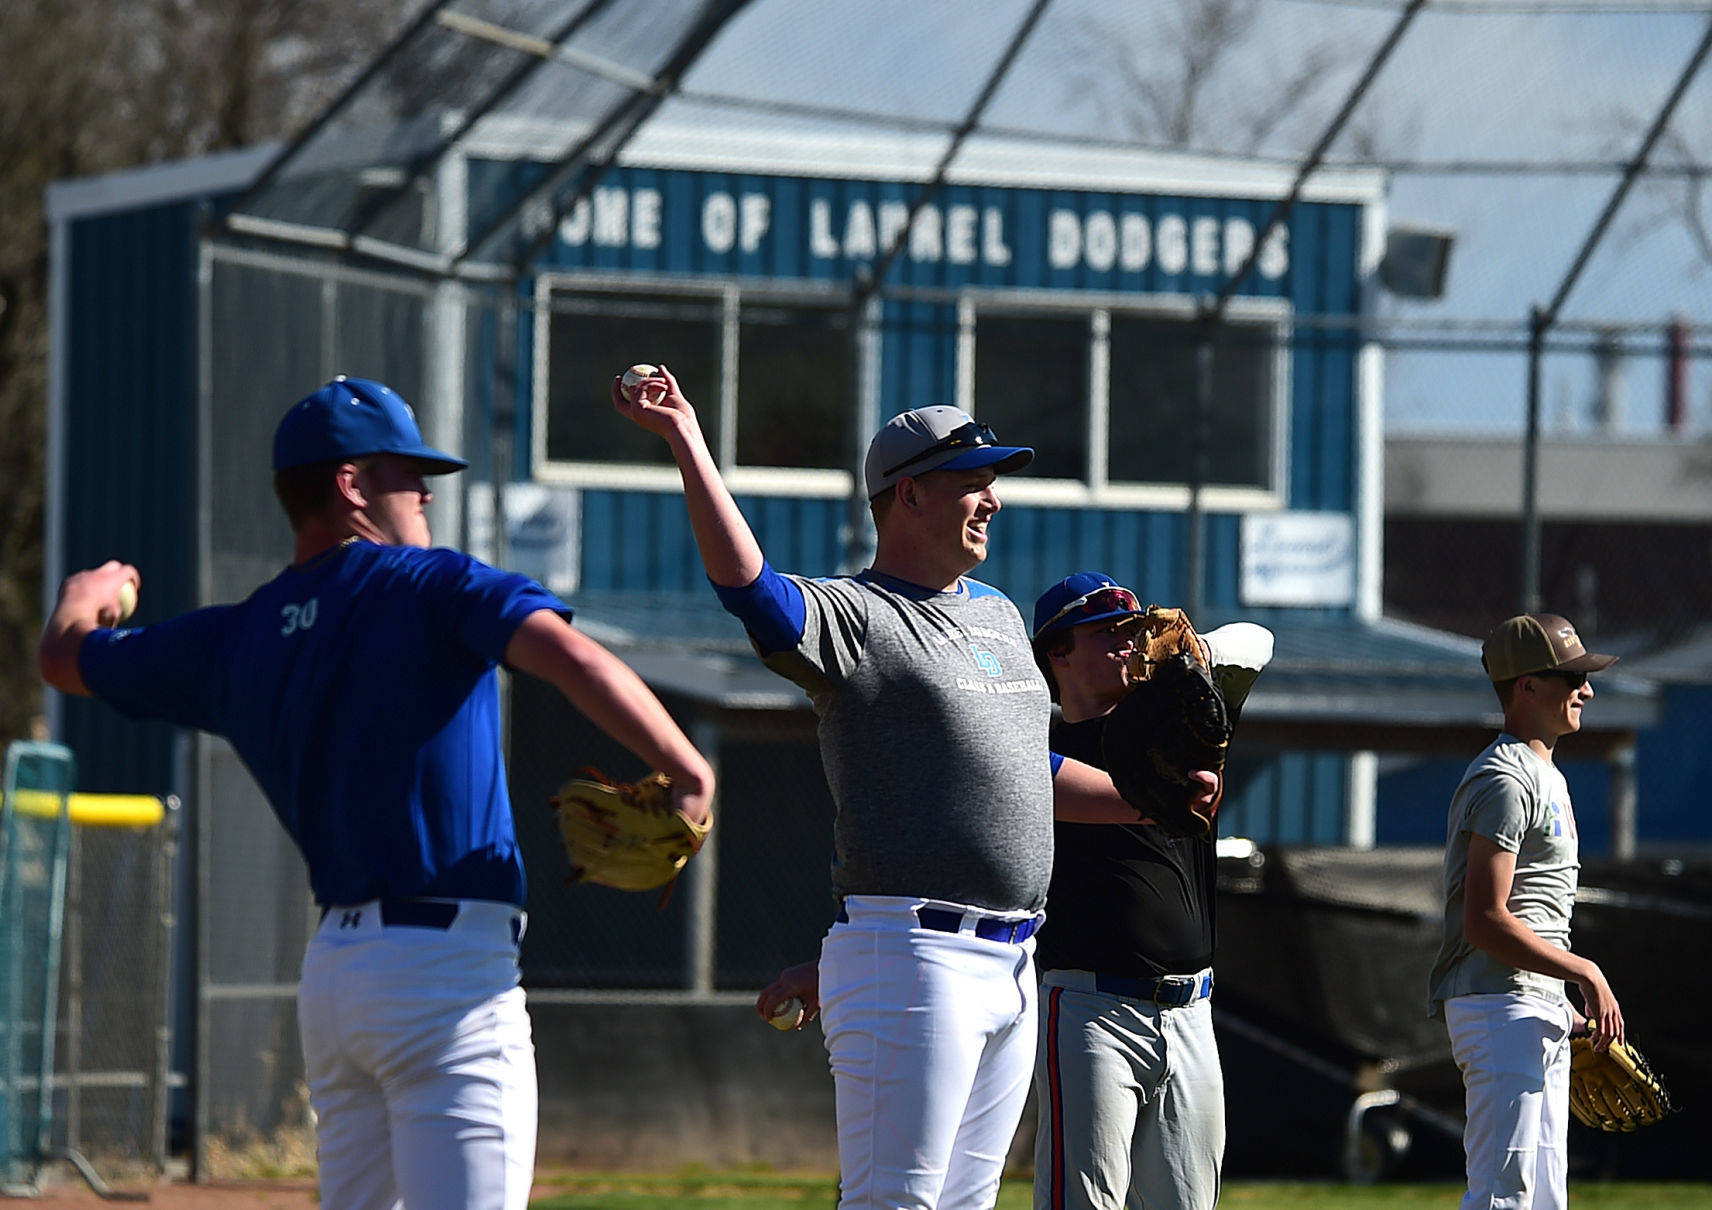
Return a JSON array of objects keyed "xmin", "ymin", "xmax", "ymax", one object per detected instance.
[{"xmin": 1481, "ymin": 613, "xmax": 1617, "ymax": 682}]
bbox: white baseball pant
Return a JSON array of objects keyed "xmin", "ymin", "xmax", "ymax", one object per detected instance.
[
  {"xmin": 819, "ymin": 895, "xmax": 1042, "ymax": 1210},
  {"xmin": 297, "ymin": 899, "xmax": 536, "ymax": 1210},
  {"xmin": 1445, "ymin": 992, "xmax": 1573, "ymax": 1210}
]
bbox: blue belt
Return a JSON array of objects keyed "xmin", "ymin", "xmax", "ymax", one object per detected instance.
[
  {"xmin": 1093, "ymin": 971, "xmax": 1214, "ymax": 1007},
  {"xmin": 836, "ymin": 904, "xmax": 1041, "ymax": 944}
]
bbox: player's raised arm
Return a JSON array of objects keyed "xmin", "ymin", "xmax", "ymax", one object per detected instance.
[
  {"xmin": 40, "ymin": 561, "xmax": 143, "ymax": 696},
  {"xmin": 611, "ymin": 364, "xmax": 764, "ymax": 588}
]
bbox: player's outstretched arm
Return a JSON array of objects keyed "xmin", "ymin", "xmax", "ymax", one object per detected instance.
[
  {"xmin": 1051, "ymin": 755, "xmax": 1220, "ymax": 824},
  {"xmin": 611, "ymin": 365, "xmax": 764, "ymax": 589},
  {"xmin": 507, "ymin": 610, "xmax": 714, "ymax": 826},
  {"xmin": 39, "ymin": 561, "xmax": 143, "ymax": 696},
  {"xmin": 1463, "ymin": 834, "xmax": 1624, "ymax": 1046}
]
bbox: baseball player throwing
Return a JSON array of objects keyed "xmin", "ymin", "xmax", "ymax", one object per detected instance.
[
  {"xmin": 616, "ymin": 367, "xmax": 1210, "ymax": 1210},
  {"xmin": 39, "ymin": 376, "xmax": 714, "ymax": 1210}
]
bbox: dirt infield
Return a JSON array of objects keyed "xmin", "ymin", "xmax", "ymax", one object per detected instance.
[
  {"xmin": 17, "ymin": 1176, "xmax": 586, "ymax": 1207},
  {"xmin": 17, "ymin": 1180, "xmax": 320, "ymax": 1209}
]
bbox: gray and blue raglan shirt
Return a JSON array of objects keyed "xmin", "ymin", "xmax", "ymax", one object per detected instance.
[{"xmin": 716, "ymin": 565, "xmax": 1055, "ymax": 913}]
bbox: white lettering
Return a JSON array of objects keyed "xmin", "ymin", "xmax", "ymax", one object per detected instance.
[
  {"xmin": 740, "ymin": 193, "xmax": 771, "ymax": 253},
  {"xmin": 946, "ymin": 205, "xmax": 978, "ymax": 264},
  {"xmin": 280, "ymin": 599, "xmax": 318, "ymax": 637},
  {"xmin": 809, "ymin": 199, "xmax": 839, "ymax": 258},
  {"xmin": 558, "ymin": 197, "xmax": 591, "ymax": 246},
  {"xmin": 982, "ymin": 207, "xmax": 1011, "ymax": 266},
  {"xmin": 844, "ymin": 200, "xmax": 877, "ymax": 259},
  {"xmin": 702, "ymin": 193, "xmax": 736, "ymax": 253},
  {"xmin": 632, "ymin": 188, "xmax": 661, "ymax": 250},
  {"xmin": 1121, "ymin": 213, "xmax": 1151, "ymax": 271},
  {"xmin": 1223, "ymin": 218, "xmax": 1254, "ymax": 277},
  {"xmin": 1192, "ymin": 216, "xmax": 1220, "ymax": 276},
  {"xmin": 1048, "ymin": 210, "xmax": 1081, "ymax": 269},
  {"xmin": 591, "ymin": 187, "xmax": 629, "ymax": 246},
  {"xmin": 879, "ymin": 201, "xmax": 911, "ymax": 253},
  {"xmin": 1085, "ymin": 210, "xmax": 1118, "ymax": 272},
  {"xmin": 554, "ymin": 184, "xmax": 1293, "ymax": 282},
  {"xmin": 1157, "ymin": 214, "xmax": 1188, "ymax": 274},
  {"xmin": 909, "ymin": 206, "xmax": 943, "ymax": 261},
  {"xmin": 1259, "ymin": 225, "xmax": 1290, "ymax": 279},
  {"xmin": 521, "ymin": 200, "xmax": 553, "ymax": 242}
]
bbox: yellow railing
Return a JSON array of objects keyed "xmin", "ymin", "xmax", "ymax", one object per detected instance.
[{"xmin": 3, "ymin": 790, "xmax": 165, "ymax": 828}]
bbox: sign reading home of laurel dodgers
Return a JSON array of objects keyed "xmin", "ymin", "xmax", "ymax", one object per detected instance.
[
  {"xmin": 1240, "ymin": 513, "xmax": 1354, "ymax": 607},
  {"xmin": 539, "ymin": 169, "xmax": 1292, "ymax": 285}
]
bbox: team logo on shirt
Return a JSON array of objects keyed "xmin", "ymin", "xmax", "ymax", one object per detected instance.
[
  {"xmin": 1548, "ymin": 798, "xmax": 1578, "ymax": 839},
  {"xmin": 968, "ymin": 642, "xmax": 1002, "ymax": 677}
]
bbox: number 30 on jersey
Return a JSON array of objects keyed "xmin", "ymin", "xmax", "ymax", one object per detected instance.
[{"xmin": 281, "ymin": 599, "xmax": 319, "ymax": 636}]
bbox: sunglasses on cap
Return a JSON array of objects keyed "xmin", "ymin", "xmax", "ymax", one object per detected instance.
[
  {"xmin": 1530, "ymin": 669, "xmax": 1588, "ymax": 690},
  {"xmin": 1038, "ymin": 586, "xmax": 1142, "ymax": 634},
  {"xmin": 880, "ymin": 420, "xmax": 999, "ymax": 479}
]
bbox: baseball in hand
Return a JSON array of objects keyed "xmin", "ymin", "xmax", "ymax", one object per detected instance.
[
  {"xmin": 116, "ymin": 580, "xmax": 138, "ymax": 623},
  {"xmin": 768, "ymin": 996, "xmax": 804, "ymax": 1031},
  {"xmin": 620, "ymin": 363, "xmax": 659, "ymax": 403}
]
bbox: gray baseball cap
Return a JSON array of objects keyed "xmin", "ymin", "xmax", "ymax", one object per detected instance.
[{"xmin": 863, "ymin": 406, "xmax": 1033, "ymax": 499}]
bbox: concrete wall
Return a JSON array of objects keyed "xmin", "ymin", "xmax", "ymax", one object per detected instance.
[{"xmin": 530, "ymin": 1000, "xmax": 1039, "ymax": 1173}]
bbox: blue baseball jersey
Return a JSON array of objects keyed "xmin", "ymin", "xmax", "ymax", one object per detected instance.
[{"xmin": 79, "ymin": 542, "xmax": 562, "ymax": 908}]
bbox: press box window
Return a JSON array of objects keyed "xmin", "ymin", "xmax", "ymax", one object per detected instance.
[
  {"xmin": 1108, "ymin": 314, "xmax": 1278, "ymax": 491},
  {"xmin": 971, "ymin": 303, "xmax": 1282, "ymax": 493},
  {"xmin": 541, "ymin": 286, "xmax": 850, "ymax": 473},
  {"xmin": 735, "ymin": 301, "xmax": 848, "ymax": 469},
  {"xmin": 972, "ymin": 313, "xmax": 1090, "ymax": 480},
  {"xmin": 543, "ymin": 289, "xmax": 721, "ymax": 468}
]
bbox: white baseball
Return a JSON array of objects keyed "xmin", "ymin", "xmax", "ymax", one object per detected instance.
[
  {"xmin": 116, "ymin": 579, "xmax": 138, "ymax": 623},
  {"xmin": 768, "ymin": 996, "xmax": 804, "ymax": 1031},
  {"xmin": 620, "ymin": 363, "xmax": 659, "ymax": 402}
]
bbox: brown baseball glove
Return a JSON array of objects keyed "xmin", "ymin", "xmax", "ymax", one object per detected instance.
[
  {"xmin": 1100, "ymin": 607, "xmax": 1231, "ymax": 838},
  {"xmin": 1569, "ymin": 1034, "xmax": 1675, "ymax": 1132},
  {"xmin": 548, "ymin": 769, "xmax": 711, "ymax": 898}
]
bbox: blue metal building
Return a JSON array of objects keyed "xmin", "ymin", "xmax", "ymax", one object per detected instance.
[{"xmin": 47, "ymin": 122, "xmax": 1663, "ymax": 853}]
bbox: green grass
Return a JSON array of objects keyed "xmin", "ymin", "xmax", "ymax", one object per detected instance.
[{"xmin": 529, "ymin": 1172, "xmax": 1711, "ymax": 1209}]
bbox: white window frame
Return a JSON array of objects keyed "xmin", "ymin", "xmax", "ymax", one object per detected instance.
[
  {"xmin": 957, "ymin": 288, "xmax": 1292, "ymax": 512},
  {"xmin": 531, "ymin": 270, "xmax": 859, "ymax": 497}
]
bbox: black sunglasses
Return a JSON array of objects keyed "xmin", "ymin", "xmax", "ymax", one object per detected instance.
[
  {"xmin": 1531, "ymin": 670, "xmax": 1589, "ymax": 690},
  {"xmin": 880, "ymin": 420, "xmax": 999, "ymax": 479}
]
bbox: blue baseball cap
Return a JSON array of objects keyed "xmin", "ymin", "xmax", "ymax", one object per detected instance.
[
  {"xmin": 272, "ymin": 376, "xmax": 468, "ymax": 473},
  {"xmin": 1032, "ymin": 572, "xmax": 1145, "ymax": 643},
  {"xmin": 863, "ymin": 406, "xmax": 1033, "ymax": 499}
]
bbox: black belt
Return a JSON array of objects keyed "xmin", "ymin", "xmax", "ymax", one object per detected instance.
[
  {"xmin": 1093, "ymin": 971, "xmax": 1214, "ymax": 1007},
  {"xmin": 836, "ymin": 904, "xmax": 1041, "ymax": 944},
  {"xmin": 320, "ymin": 899, "xmax": 459, "ymax": 929}
]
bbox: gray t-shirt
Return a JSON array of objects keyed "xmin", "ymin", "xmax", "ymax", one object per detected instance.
[
  {"xmin": 1427, "ymin": 733, "xmax": 1580, "ymax": 1016},
  {"xmin": 762, "ymin": 570, "xmax": 1055, "ymax": 913}
]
